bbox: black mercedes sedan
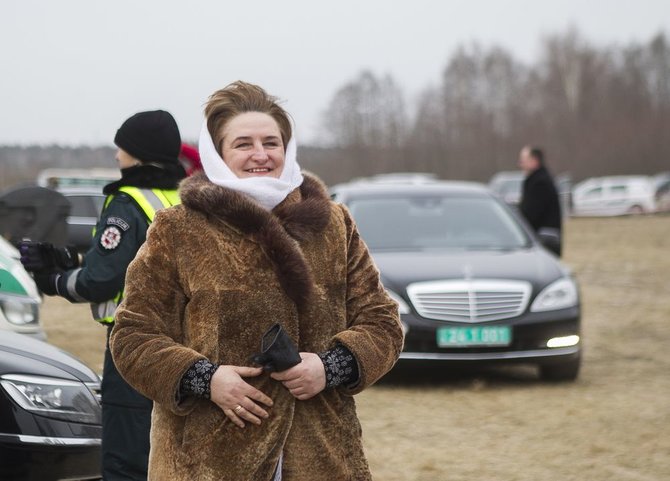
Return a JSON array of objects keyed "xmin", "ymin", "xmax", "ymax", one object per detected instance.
[
  {"xmin": 0, "ymin": 330, "xmax": 102, "ymax": 480},
  {"xmin": 331, "ymin": 179, "xmax": 581, "ymax": 381}
]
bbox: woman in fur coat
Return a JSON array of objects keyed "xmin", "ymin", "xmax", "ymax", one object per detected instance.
[{"xmin": 110, "ymin": 81, "xmax": 404, "ymax": 481}]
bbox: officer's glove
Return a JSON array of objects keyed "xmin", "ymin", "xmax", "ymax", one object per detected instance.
[
  {"xmin": 32, "ymin": 272, "xmax": 59, "ymax": 296},
  {"xmin": 54, "ymin": 245, "xmax": 80, "ymax": 270},
  {"xmin": 250, "ymin": 323, "xmax": 302, "ymax": 372},
  {"xmin": 19, "ymin": 241, "xmax": 80, "ymax": 272}
]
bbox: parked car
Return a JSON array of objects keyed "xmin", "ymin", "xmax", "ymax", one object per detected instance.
[
  {"xmin": 37, "ymin": 168, "xmax": 119, "ymax": 191},
  {"xmin": 653, "ymin": 171, "xmax": 670, "ymax": 189},
  {"xmin": 572, "ymin": 176, "xmax": 656, "ymax": 216},
  {"xmin": 653, "ymin": 172, "xmax": 670, "ymax": 212},
  {"xmin": 488, "ymin": 171, "xmax": 524, "ymax": 206},
  {"xmin": 36, "ymin": 169, "xmax": 116, "ymax": 253},
  {"xmin": 331, "ymin": 180, "xmax": 581, "ymax": 381},
  {"xmin": 555, "ymin": 173, "xmax": 573, "ymax": 216},
  {"xmin": 488, "ymin": 170, "xmax": 573, "ymax": 216},
  {"xmin": 57, "ymin": 187, "xmax": 106, "ymax": 253},
  {"xmin": 0, "ymin": 330, "xmax": 102, "ymax": 480},
  {"xmin": 0, "ymin": 236, "xmax": 44, "ymax": 340}
]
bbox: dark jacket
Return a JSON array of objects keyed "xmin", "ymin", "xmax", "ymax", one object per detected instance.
[
  {"xmin": 520, "ymin": 166, "xmax": 561, "ymax": 232},
  {"xmin": 57, "ymin": 194, "xmax": 149, "ymax": 303}
]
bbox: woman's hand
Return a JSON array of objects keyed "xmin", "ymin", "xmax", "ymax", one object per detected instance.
[
  {"xmin": 270, "ymin": 352, "xmax": 326, "ymax": 400},
  {"xmin": 210, "ymin": 365, "xmax": 273, "ymax": 429}
]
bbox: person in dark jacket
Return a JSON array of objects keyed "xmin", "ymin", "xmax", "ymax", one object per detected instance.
[
  {"xmin": 518, "ymin": 146, "xmax": 562, "ymax": 256},
  {"xmin": 19, "ymin": 110, "xmax": 186, "ymax": 481}
]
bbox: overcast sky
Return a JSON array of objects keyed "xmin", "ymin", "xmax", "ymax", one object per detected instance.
[{"xmin": 1, "ymin": 0, "xmax": 668, "ymax": 147}]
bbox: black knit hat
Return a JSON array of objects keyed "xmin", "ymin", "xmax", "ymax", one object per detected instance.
[{"xmin": 114, "ymin": 110, "xmax": 181, "ymax": 164}]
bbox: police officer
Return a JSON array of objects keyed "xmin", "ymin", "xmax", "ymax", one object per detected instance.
[{"xmin": 19, "ymin": 110, "xmax": 186, "ymax": 481}]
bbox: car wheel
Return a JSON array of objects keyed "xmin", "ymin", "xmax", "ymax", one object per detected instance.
[
  {"xmin": 628, "ymin": 205, "xmax": 644, "ymax": 215},
  {"xmin": 540, "ymin": 357, "xmax": 581, "ymax": 382}
]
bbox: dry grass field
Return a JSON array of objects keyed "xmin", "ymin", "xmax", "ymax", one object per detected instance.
[{"xmin": 42, "ymin": 216, "xmax": 670, "ymax": 480}]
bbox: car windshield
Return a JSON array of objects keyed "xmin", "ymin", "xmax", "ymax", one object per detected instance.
[{"xmin": 347, "ymin": 195, "xmax": 531, "ymax": 251}]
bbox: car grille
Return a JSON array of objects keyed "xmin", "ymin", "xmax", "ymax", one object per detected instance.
[{"xmin": 406, "ymin": 279, "xmax": 532, "ymax": 323}]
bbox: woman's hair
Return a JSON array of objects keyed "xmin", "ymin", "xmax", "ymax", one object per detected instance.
[{"xmin": 204, "ymin": 81, "xmax": 292, "ymax": 155}]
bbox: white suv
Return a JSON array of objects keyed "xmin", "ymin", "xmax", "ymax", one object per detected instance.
[{"xmin": 572, "ymin": 176, "xmax": 656, "ymax": 216}]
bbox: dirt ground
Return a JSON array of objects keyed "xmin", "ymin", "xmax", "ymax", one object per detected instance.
[{"xmin": 42, "ymin": 216, "xmax": 670, "ymax": 481}]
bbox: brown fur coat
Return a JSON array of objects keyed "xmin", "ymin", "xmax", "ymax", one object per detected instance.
[{"xmin": 110, "ymin": 172, "xmax": 403, "ymax": 480}]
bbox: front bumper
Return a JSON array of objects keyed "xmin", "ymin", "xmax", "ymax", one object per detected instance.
[
  {"xmin": 0, "ymin": 432, "xmax": 101, "ymax": 481},
  {"xmin": 0, "ymin": 391, "xmax": 101, "ymax": 481},
  {"xmin": 0, "ymin": 434, "xmax": 100, "ymax": 481},
  {"xmin": 398, "ymin": 305, "xmax": 581, "ymax": 366},
  {"xmin": 401, "ymin": 345, "xmax": 579, "ymax": 362}
]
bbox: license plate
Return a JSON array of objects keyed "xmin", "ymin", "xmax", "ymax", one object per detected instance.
[{"xmin": 436, "ymin": 326, "xmax": 511, "ymax": 347}]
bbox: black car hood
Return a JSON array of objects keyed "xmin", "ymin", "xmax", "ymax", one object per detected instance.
[
  {"xmin": 373, "ymin": 247, "xmax": 566, "ymax": 295},
  {"xmin": 0, "ymin": 330, "xmax": 99, "ymax": 383}
]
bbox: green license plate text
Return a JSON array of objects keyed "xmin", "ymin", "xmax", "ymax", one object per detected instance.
[{"xmin": 436, "ymin": 326, "xmax": 512, "ymax": 347}]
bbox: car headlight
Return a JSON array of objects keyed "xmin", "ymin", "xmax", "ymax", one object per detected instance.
[
  {"xmin": 386, "ymin": 289, "xmax": 410, "ymax": 315},
  {"xmin": 530, "ymin": 278, "xmax": 579, "ymax": 312},
  {"xmin": 0, "ymin": 294, "xmax": 39, "ymax": 325},
  {"xmin": 0, "ymin": 374, "xmax": 101, "ymax": 424}
]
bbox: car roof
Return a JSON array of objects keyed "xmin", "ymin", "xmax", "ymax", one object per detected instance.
[
  {"xmin": 573, "ymin": 175, "xmax": 655, "ymax": 191},
  {"xmin": 330, "ymin": 179, "xmax": 492, "ymax": 198},
  {"xmin": 576, "ymin": 175, "xmax": 652, "ymax": 184}
]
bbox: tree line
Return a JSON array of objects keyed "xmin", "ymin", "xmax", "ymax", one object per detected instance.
[
  {"xmin": 306, "ymin": 28, "xmax": 670, "ymax": 185},
  {"xmin": 0, "ymin": 145, "xmax": 116, "ymax": 190},
  {"xmin": 2, "ymin": 28, "xmax": 668, "ymax": 190}
]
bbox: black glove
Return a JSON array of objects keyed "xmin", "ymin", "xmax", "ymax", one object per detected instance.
[
  {"xmin": 250, "ymin": 323, "xmax": 302, "ymax": 372},
  {"xmin": 33, "ymin": 272, "xmax": 59, "ymax": 296},
  {"xmin": 19, "ymin": 241, "xmax": 80, "ymax": 272}
]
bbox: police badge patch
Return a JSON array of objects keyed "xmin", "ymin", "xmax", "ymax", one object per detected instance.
[
  {"xmin": 106, "ymin": 216, "xmax": 130, "ymax": 231},
  {"xmin": 100, "ymin": 226, "xmax": 122, "ymax": 250}
]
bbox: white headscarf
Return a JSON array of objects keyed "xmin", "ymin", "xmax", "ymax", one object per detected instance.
[{"xmin": 198, "ymin": 120, "xmax": 304, "ymax": 210}]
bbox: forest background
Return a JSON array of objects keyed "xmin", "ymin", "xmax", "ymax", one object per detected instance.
[{"xmin": 2, "ymin": 29, "xmax": 668, "ymax": 189}]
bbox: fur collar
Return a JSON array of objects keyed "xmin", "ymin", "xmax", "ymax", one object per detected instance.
[{"xmin": 179, "ymin": 172, "xmax": 331, "ymax": 309}]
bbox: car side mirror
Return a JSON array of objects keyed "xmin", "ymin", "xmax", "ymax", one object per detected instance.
[{"xmin": 537, "ymin": 228, "xmax": 562, "ymax": 257}]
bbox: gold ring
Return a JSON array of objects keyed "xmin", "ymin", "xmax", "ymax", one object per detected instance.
[{"xmin": 234, "ymin": 405, "xmax": 244, "ymax": 413}]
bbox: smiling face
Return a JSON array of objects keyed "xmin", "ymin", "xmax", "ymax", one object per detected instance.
[{"xmin": 219, "ymin": 112, "xmax": 285, "ymax": 179}]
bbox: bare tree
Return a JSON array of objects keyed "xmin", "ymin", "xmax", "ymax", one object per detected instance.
[
  {"xmin": 408, "ymin": 44, "xmax": 527, "ymax": 179},
  {"xmin": 321, "ymin": 70, "xmax": 408, "ymax": 149},
  {"xmin": 319, "ymin": 70, "xmax": 409, "ymax": 177},
  {"xmin": 6, "ymin": 29, "xmax": 669, "ymax": 190}
]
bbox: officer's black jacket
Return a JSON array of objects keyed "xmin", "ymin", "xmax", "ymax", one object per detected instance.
[
  {"xmin": 55, "ymin": 164, "xmax": 184, "ymax": 304},
  {"xmin": 57, "ymin": 194, "xmax": 149, "ymax": 303}
]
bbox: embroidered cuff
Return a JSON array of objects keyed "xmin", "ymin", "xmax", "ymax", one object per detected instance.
[
  {"xmin": 318, "ymin": 344, "xmax": 360, "ymax": 388},
  {"xmin": 179, "ymin": 359, "xmax": 218, "ymax": 400}
]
